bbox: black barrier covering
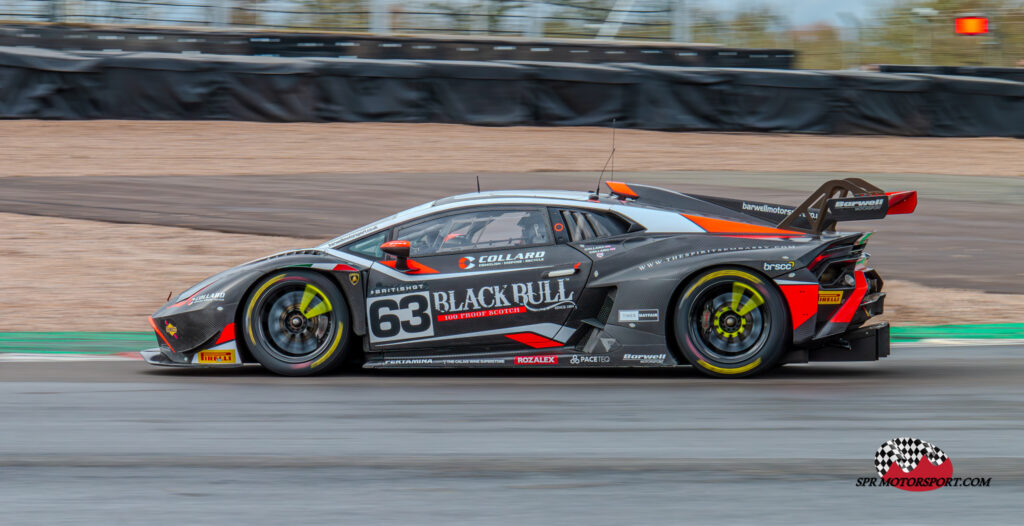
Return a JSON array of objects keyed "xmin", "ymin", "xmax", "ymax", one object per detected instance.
[
  {"xmin": 830, "ymin": 71, "xmax": 932, "ymax": 136},
  {"xmin": 3, "ymin": 47, "xmax": 1024, "ymax": 137}
]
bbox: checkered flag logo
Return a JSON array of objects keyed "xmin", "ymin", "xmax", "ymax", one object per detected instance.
[{"xmin": 875, "ymin": 437, "xmax": 949, "ymax": 478}]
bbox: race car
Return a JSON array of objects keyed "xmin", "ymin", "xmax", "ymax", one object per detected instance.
[{"xmin": 141, "ymin": 178, "xmax": 916, "ymax": 378}]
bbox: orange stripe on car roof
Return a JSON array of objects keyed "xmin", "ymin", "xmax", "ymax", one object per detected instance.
[
  {"xmin": 605, "ymin": 181, "xmax": 638, "ymax": 199},
  {"xmin": 681, "ymin": 213, "xmax": 803, "ymax": 235}
]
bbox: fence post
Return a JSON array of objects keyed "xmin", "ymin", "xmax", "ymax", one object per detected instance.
[
  {"xmin": 216, "ymin": 0, "xmax": 233, "ymax": 27},
  {"xmin": 48, "ymin": 0, "xmax": 63, "ymax": 23},
  {"xmin": 371, "ymin": 0, "xmax": 391, "ymax": 34},
  {"xmin": 671, "ymin": 0, "xmax": 690, "ymax": 42},
  {"xmin": 597, "ymin": 0, "xmax": 637, "ymax": 40},
  {"xmin": 525, "ymin": 1, "xmax": 543, "ymax": 38}
]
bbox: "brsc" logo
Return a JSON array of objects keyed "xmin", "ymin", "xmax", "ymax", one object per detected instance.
[{"xmin": 763, "ymin": 261, "xmax": 795, "ymax": 272}]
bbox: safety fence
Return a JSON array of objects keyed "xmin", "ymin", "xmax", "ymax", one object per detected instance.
[
  {"xmin": 2, "ymin": 46, "xmax": 1023, "ymax": 136},
  {"xmin": 0, "ymin": 0, "xmax": 683, "ymax": 40},
  {"xmin": 0, "ymin": 23, "xmax": 795, "ymax": 67}
]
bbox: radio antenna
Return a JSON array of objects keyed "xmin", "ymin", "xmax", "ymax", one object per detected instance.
[
  {"xmin": 594, "ymin": 118, "xmax": 616, "ymax": 196},
  {"xmin": 476, "ymin": 175, "xmax": 481, "ymax": 193}
]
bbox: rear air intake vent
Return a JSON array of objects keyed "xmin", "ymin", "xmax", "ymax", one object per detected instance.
[{"xmin": 597, "ymin": 290, "xmax": 616, "ymax": 324}]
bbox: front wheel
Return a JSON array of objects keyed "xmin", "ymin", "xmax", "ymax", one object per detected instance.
[
  {"xmin": 673, "ymin": 268, "xmax": 788, "ymax": 378},
  {"xmin": 243, "ymin": 270, "xmax": 352, "ymax": 376}
]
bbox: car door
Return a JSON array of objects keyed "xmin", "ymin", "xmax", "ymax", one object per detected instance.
[{"xmin": 365, "ymin": 206, "xmax": 593, "ymax": 353}]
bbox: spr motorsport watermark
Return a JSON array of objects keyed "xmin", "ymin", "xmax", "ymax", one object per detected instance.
[{"xmin": 855, "ymin": 437, "xmax": 992, "ymax": 492}]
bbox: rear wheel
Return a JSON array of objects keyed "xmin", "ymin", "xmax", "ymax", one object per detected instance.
[
  {"xmin": 243, "ymin": 270, "xmax": 351, "ymax": 376},
  {"xmin": 673, "ymin": 268, "xmax": 787, "ymax": 378}
]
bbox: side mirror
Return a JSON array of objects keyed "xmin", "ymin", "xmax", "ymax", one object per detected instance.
[{"xmin": 380, "ymin": 240, "xmax": 411, "ymax": 271}]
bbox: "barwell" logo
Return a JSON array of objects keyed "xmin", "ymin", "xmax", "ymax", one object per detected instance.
[{"xmin": 834, "ymin": 198, "xmax": 884, "ymax": 209}]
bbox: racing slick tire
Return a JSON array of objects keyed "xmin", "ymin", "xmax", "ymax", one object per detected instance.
[
  {"xmin": 242, "ymin": 270, "xmax": 352, "ymax": 376},
  {"xmin": 673, "ymin": 267, "xmax": 788, "ymax": 378}
]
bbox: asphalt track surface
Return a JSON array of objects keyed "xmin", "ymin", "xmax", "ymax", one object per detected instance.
[
  {"xmin": 2, "ymin": 171, "xmax": 1023, "ymax": 292},
  {"xmin": 1, "ymin": 343, "xmax": 1022, "ymax": 525}
]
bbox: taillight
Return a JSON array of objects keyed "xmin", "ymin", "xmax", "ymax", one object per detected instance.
[
  {"xmin": 808, "ymin": 252, "xmax": 830, "ymax": 272},
  {"xmin": 808, "ymin": 239, "xmax": 865, "ymax": 287},
  {"xmin": 808, "ymin": 244, "xmax": 860, "ymax": 272}
]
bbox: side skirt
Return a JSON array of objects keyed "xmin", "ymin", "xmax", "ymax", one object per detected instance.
[{"xmin": 364, "ymin": 347, "xmax": 681, "ymax": 368}]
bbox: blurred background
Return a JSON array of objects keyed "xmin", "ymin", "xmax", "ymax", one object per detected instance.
[
  {"xmin": 2, "ymin": 0, "xmax": 1024, "ymax": 68},
  {"xmin": 2, "ymin": 1, "xmax": 1024, "ymax": 525}
]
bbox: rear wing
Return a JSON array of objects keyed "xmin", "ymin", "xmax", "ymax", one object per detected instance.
[
  {"xmin": 775, "ymin": 178, "xmax": 917, "ymax": 234},
  {"xmin": 603, "ymin": 179, "xmax": 916, "ymax": 235}
]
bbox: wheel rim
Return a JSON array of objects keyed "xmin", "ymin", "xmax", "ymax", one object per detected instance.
[
  {"xmin": 687, "ymin": 280, "xmax": 771, "ymax": 364},
  {"xmin": 255, "ymin": 282, "xmax": 336, "ymax": 364}
]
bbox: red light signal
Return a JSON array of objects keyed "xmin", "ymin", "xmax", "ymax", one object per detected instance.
[{"xmin": 955, "ymin": 16, "xmax": 988, "ymax": 35}]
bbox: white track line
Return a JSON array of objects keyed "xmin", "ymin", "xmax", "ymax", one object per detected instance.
[
  {"xmin": 0, "ymin": 340, "xmax": 1021, "ymax": 363},
  {"xmin": 894, "ymin": 339, "xmax": 1024, "ymax": 348},
  {"xmin": 0, "ymin": 353, "xmax": 142, "ymax": 362}
]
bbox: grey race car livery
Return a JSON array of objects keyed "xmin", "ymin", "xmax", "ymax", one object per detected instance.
[{"xmin": 141, "ymin": 179, "xmax": 917, "ymax": 377}]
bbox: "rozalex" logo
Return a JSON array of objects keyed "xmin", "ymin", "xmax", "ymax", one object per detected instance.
[{"xmin": 514, "ymin": 355, "xmax": 557, "ymax": 365}]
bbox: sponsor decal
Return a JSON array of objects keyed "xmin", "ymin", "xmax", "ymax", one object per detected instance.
[
  {"xmin": 163, "ymin": 320, "xmax": 178, "ymax": 338},
  {"xmin": 833, "ymin": 198, "xmax": 884, "ymax": 210},
  {"xmin": 441, "ymin": 358, "xmax": 506, "ymax": 365},
  {"xmin": 617, "ymin": 309, "xmax": 660, "ymax": 323},
  {"xmin": 554, "ymin": 222, "xmax": 565, "ymax": 232},
  {"xmin": 384, "ymin": 358, "xmax": 434, "ymax": 365},
  {"xmin": 333, "ymin": 224, "xmax": 382, "ymax": 244},
  {"xmin": 623, "ymin": 353, "xmax": 667, "ymax": 364},
  {"xmin": 818, "ymin": 290, "xmax": 843, "ymax": 304},
  {"xmin": 637, "ymin": 245, "xmax": 798, "ymax": 272},
  {"xmin": 187, "ymin": 291, "xmax": 226, "ymax": 306},
  {"xmin": 763, "ymin": 261, "xmax": 796, "ymax": 272},
  {"xmin": 580, "ymin": 244, "xmax": 618, "ymax": 258},
  {"xmin": 197, "ymin": 350, "xmax": 235, "ymax": 364},
  {"xmin": 433, "ymin": 279, "xmax": 575, "ymax": 314},
  {"xmin": 368, "ymin": 292, "xmax": 434, "ymax": 342},
  {"xmin": 349, "ymin": 272, "xmax": 360, "ymax": 285},
  {"xmin": 514, "ymin": 355, "xmax": 558, "ymax": 365},
  {"xmin": 369, "ymin": 282, "xmax": 427, "ymax": 297},
  {"xmin": 438, "ymin": 306, "xmax": 526, "ymax": 322},
  {"xmin": 569, "ymin": 354, "xmax": 611, "ymax": 365},
  {"xmin": 855, "ymin": 437, "xmax": 991, "ymax": 491},
  {"xmin": 458, "ymin": 251, "xmax": 546, "ymax": 270},
  {"xmin": 742, "ymin": 201, "xmax": 818, "ymax": 219}
]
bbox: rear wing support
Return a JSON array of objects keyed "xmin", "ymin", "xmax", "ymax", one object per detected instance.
[{"xmin": 777, "ymin": 178, "xmax": 898, "ymax": 235}]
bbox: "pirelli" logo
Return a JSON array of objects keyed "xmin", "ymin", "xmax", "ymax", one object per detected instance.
[
  {"xmin": 818, "ymin": 291, "xmax": 844, "ymax": 305},
  {"xmin": 197, "ymin": 350, "xmax": 236, "ymax": 364}
]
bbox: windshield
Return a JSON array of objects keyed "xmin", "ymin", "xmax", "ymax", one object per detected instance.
[{"xmin": 318, "ymin": 200, "xmax": 435, "ymax": 249}]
